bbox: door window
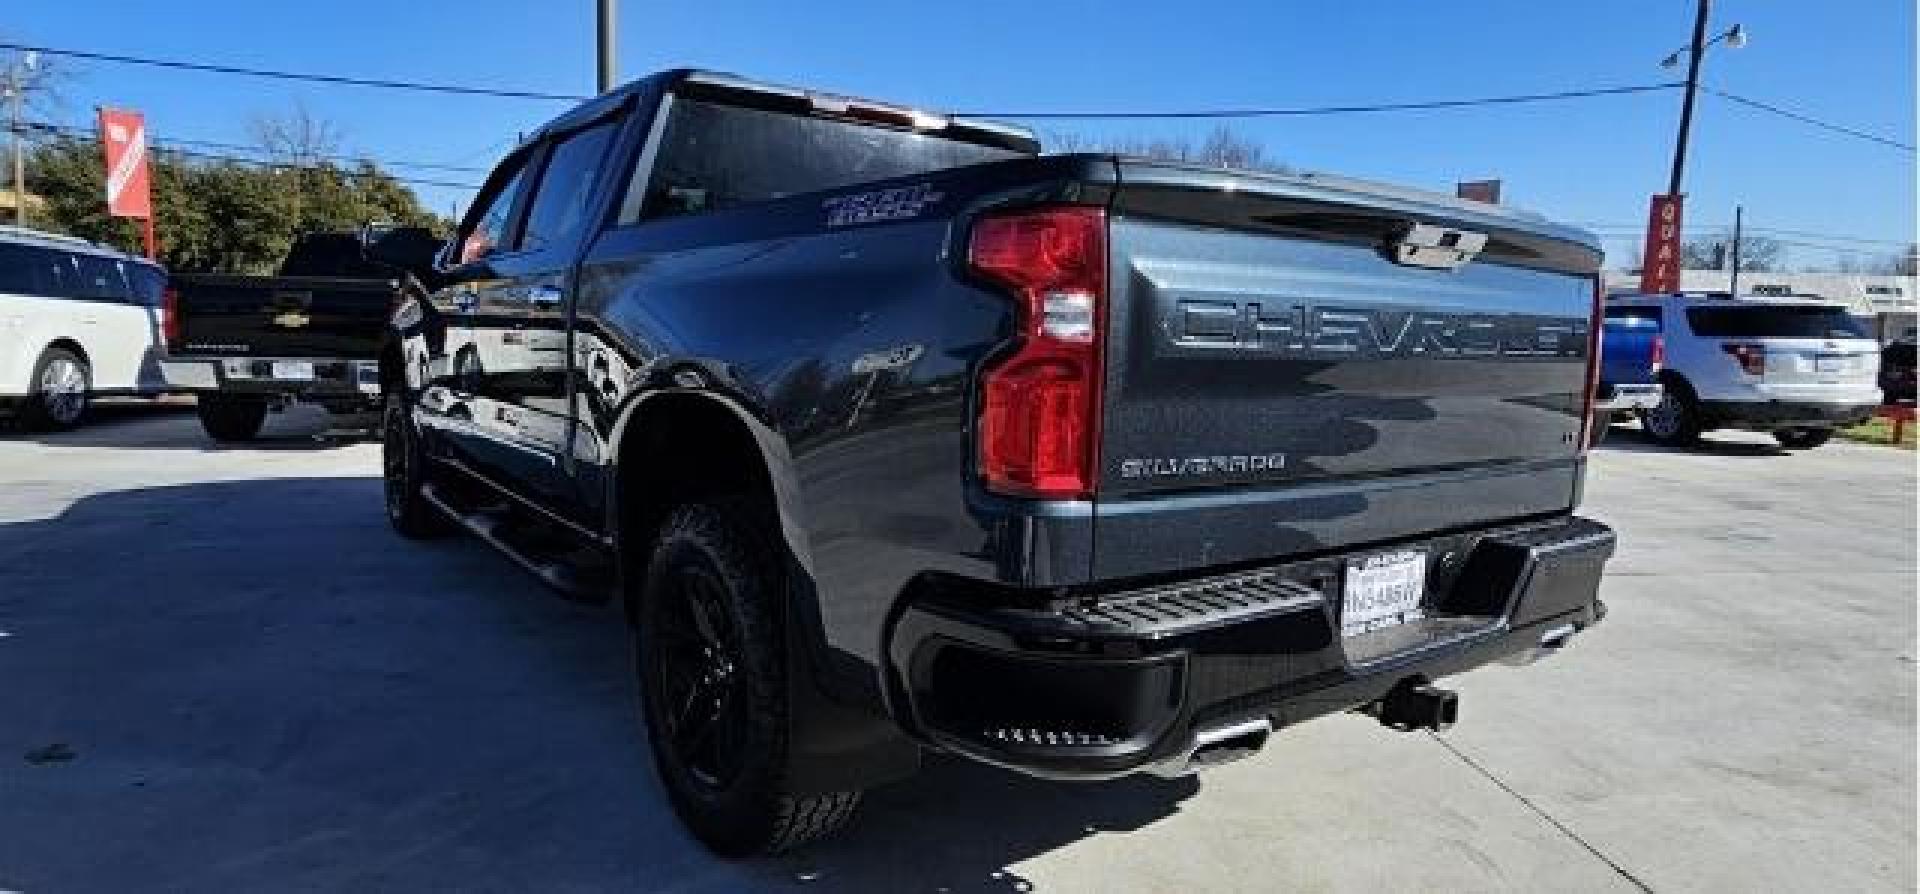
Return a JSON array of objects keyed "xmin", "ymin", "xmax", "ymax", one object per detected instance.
[
  {"xmin": 520, "ymin": 122, "xmax": 619, "ymax": 254},
  {"xmin": 458, "ymin": 157, "xmax": 533, "ymax": 264}
]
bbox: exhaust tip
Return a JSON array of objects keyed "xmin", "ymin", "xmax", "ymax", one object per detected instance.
[{"xmin": 1146, "ymin": 717, "xmax": 1272, "ymax": 777}]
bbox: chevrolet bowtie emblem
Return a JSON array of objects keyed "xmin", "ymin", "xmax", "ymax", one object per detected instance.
[{"xmin": 271, "ymin": 310, "xmax": 311, "ymax": 328}]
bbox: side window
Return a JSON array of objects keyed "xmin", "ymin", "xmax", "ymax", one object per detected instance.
[
  {"xmin": 0, "ymin": 244, "xmax": 68, "ymax": 296},
  {"xmin": 68, "ymin": 254, "xmax": 132, "ymax": 301},
  {"xmin": 520, "ymin": 121, "xmax": 619, "ymax": 254},
  {"xmin": 458, "ymin": 157, "xmax": 533, "ymax": 264}
]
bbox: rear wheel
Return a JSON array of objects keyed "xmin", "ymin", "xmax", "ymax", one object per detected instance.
[
  {"xmin": 1639, "ymin": 386, "xmax": 1702, "ymax": 447},
  {"xmin": 19, "ymin": 347, "xmax": 90, "ymax": 431},
  {"xmin": 382, "ymin": 393, "xmax": 452, "ymax": 539},
  {"xmin": 196, "ymin": 396, "xmax": 268, "ymax": 442},
  {"xmin": 634, "ymin": 501, "xmax": 860, "ymax": 855},
  {"xmin": 1773, "ymin": 427, "xmax": 1834, "ymax": 450}
]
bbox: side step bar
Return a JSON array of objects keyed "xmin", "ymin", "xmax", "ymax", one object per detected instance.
[{"xmin": 421, "ymin": 483, "xmax": 607, "ymax": 601}]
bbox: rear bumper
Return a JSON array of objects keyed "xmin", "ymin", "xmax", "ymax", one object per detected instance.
[
  {"xmin": 1697, "ymin": 399, "xmax": 1878, "ymax": 429},
  {"xmin": 887, "ymin": 515, "xmax": 1614, "ymax": 780},
  {"xmin": 1596, "ymin": 382, "xmax": 1662, "ymax": 412},
  {"xmin": 162, "ymin": 357, "xmax": 381, "ymax": 400}
]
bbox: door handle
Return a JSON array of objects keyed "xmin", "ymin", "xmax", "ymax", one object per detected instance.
[{"xmin": 528, "ymin": 286, "xmax": 564, "ymax": 308}]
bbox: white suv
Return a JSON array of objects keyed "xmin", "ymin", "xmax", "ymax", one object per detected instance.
[
  {"xmin": 0, "ymin": 226, "xmax": 171, "ymax": 430},
  {"xmin": 1606, "ymin": 293, "xmax": 1881, "ymax": 449}
]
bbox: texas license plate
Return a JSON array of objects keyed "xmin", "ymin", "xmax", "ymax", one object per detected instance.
[
  {"xmin": 1342, "ymin": 550, "xmax": 1427, "ymax": 638},
  {"xmin": 271, "ymin": 360, "xmax": 315, "ymax": 381}
]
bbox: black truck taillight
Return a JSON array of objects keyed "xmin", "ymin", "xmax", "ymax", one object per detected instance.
[
  {"xmin": 1578, "ymin": 275, "xmax": 1604, "ymax": 451},
  {"xmin": 967, "ymin": 206, "xmax": 1107, "ymax": 500}
]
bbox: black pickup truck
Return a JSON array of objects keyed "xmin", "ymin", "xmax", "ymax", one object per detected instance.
[
  {"xmin": 377, "ymin": 69, "xmax": 1616, "ymax": 855},
  {"xmin": 162, "ymin": 227, "xmax": 440, "ymax": 440}
]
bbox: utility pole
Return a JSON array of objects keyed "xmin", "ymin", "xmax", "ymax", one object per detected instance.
[
  {"xmin": 597, "ymin": 0, "xmax": 617, "ymax": 94},
  {"xmin": 5, "ymin": 63, "xmax": 24, "ymax": 226},
  {"xmin": 1668, "ymin": 0, "xmax": 1712, "ymax": 197},
  {"xmin": 1729, "ymin": 205, "xmax": 1744, "ymax": 297}
]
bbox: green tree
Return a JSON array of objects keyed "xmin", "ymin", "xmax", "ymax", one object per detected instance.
[{"xmin": 25, "ymin": 123, "xmax": 447, "ymax": 273}]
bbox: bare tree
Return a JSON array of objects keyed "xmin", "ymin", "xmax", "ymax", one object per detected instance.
[
  {"xmin": 1681, "ymin": 231, "xmax": 1783, "ymax": 273},
  {"xmin": 249, "ymin": 104, "xmax": 343, "ymax": 166},
  {"xmin": 1044, "ymin": 124, "xmax": 1290, "ymax": 174},
  {"xmin": 0, "ymin": 45, "xmax": 74, "ymax": 116}
]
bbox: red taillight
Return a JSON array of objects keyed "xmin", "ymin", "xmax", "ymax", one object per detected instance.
[
  {"xmin": 1649, "ymin": 334, "xmax": 1666, "ymax": 374},
  {"xmin": 1721, "ymin": 342, "xmax": 1766, "ymax": 376},
  {"xmin": 969, "ymin": 206, "xmax": 1106, "ymax": 499},
  {"xmin": 161, "ymin": 285, "xmax": 181, "ymax": 349},
  {"xmin": 1579, "ymin": 276, "xmax": 1604, "ymax": 451}
]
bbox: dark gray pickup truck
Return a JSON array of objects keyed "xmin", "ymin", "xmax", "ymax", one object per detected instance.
[{"xmin": 377, "ymin": 69, "xmax": 1616, "ymax": 855}]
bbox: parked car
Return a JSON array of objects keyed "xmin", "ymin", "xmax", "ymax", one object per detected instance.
[
  {"xmin": 159, "ymin": 226, "xmax": 441, "ymax": 441},
  {"xmin": 1607, "ymin": 293, "xmax": 1881, "ymax": 449},
  {"xmin": 0, "ymin": 225, "xmax": 171, "ymax": 430},
  {"xmin": 1592, "ymin": 308, "xmax": 1666, "ymax": 443},
  {"xmin": 1880, "ymin": 341, "xmax": 1915, "ymax": 405},
  {"xmin": 377, "ymin": 69, "xmax": 1617, "ymax": 855}
]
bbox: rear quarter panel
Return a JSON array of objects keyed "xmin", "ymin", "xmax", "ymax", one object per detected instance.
[{"xmin": 572, "ymin": 156, "xmax": 1117, "ymax": 674}]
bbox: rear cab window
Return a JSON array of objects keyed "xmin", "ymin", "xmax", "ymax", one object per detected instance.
[
  {"xmin": 624, "ymin": 96, "xmax": 1026, "ymax": 223},
  {"xmin": 1685, "ymin": 305, "xmax": 1871, "ymax": 339}
]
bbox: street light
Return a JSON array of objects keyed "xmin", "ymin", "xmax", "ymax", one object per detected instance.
[{"xmin": 1663, "ymin": 4, "xmax": 1746, "ymax": 197}]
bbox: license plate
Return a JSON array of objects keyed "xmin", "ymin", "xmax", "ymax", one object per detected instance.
[
  {"xmin": 1342, "ymin": 550, "xmax": 1427, "ymax": 638},
  {"xmin": 1815, "ymin": 355, "xmax": 1846, "ymax": 374},
  {"xmin": 271, "ymin": 360, "xmax": 315, "ymax": 381}
]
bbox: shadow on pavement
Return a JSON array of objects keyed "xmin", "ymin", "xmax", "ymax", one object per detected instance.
[
  {"xmin": 1592, "ymin": 422, "xmax": 1789, "ymax": 458},
  {"xmin": 0, "ymin": 400, "xmax": 375, "ymax": 451},
  {"xmin": 0, "ymin": 478, "xmax": 1193, "ymax": 892}
]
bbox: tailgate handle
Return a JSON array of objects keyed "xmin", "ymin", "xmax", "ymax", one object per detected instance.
[{"xmin": 1390, "ymin": 223, "xmax": 1487, "ymax": 270}]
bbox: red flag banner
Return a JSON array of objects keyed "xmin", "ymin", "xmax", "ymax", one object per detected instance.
[
  {"xmin": 1638, "ymin": 194, "xmax": 1683, "ymax": 294},
  {"xmin": 97, "ymin": 108, "xmax": 152, "ymax": 219}
]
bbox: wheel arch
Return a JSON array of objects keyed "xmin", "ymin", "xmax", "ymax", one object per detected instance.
[
  {"xmin": 41, "ymin": 337, "xmax": 91, "ymax": 371},
  {"xmin": 607, "ymin": 386, "xmax": 814, "ymax": 615},
  {"xmin": 606, "ymin": 384, "xmax": 920, "ymax": 794}
]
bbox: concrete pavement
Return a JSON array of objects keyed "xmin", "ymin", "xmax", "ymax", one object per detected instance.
[{"xmin": 0, "ymin": 406, "xmax": 1912, "ymax": 892}]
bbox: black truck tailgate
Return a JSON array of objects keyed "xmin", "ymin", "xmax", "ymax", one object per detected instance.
[
  {"xmin": 1093, "ymin": 163, "xmax": 1602, "ymax": 579},
  {"xmin": 168, "ymin": 273, "xmax": 398, "ymax": 358}
]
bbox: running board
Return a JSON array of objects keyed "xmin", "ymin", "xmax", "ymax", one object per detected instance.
[{"xmin": 421, "ymin": 483, "xmax": 610, "ymax": 602}]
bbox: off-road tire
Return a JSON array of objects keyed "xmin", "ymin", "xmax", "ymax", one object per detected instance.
[
  {"xmin": 382, "ymin": 394, "xmax": 453, "ymax": 539},
  {"xmin": 196, "ymin": 396, "xmax": 269, "ymax": 442},
  {"xmin": 634, "ymin": 501, "xmax": 861, "ymax": 855}
]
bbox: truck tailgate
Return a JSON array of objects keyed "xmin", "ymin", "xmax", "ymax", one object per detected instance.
[
  {"xmin": 169, "ymin": 273, "xmax": 398, "ymax": 358},
  {"xmin": 1094, "ymin": 163, "xmax": 1601, "ymax": 579}
]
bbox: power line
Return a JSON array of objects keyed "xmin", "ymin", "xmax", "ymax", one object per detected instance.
[
  {"xmin": 968, "ymin": 83, "xmax": 1682, "ymax": 120},
  {"xmin": 1578, "ymin": 221, "xmax": 1911, "ymax": 248},
  {"xmin": 20, "ymin": 123, "xmax": 482, "ymax": 190},
  {"xmin": 1706, "ymin": 87, "xmax": 1915, "ymax": 153},
  {"xmin": 0, "ymin": 42, "xmax": 587, "ymax": 102}
]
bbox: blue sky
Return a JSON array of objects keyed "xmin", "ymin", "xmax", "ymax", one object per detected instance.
[{"xmin": 10, "ymin": 0, "xmax": 1915, "ymax": 269}]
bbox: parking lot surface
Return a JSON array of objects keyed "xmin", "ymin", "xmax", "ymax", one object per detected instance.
[{"xmin": 1, "ymin": 406, "xmax": 1913, "ymax": 892}]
